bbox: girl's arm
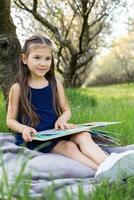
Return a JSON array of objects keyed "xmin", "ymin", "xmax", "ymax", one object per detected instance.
[
  {"xmin": 55, "ymin": 80, "xmax": 75, "ymax": 130},
  {"xmin": 6, "ymin": 83, "xmax": 36, "ymax": 141}
]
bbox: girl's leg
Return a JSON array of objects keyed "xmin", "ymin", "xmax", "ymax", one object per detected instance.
[
  {"xmin": 51, "ymin": 140, "xmax": 98, "ymax": 170},
  {"xmin": 70, "ymin": 132, "xmax": 108, "ymax": 165}
]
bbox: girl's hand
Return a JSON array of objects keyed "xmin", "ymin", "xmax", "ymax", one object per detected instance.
[
  {"xmin": 55, "ymin": 118, "xmax": 76, "ymax": 130},
  {"xmin": 22, "ymin": 127, "xmax": 37, "ymax": 142}
]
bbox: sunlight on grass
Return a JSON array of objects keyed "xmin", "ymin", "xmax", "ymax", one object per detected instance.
[{"xmin": 88, "ymin": 83, "xmax": 134, "ymax": 98}]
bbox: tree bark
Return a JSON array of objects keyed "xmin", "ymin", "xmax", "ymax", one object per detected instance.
[{"xmin": 0, "ymin": 0, "xmax": 21, "ymax": 100}]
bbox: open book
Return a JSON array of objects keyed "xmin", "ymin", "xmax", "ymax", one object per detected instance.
[{"xmin": 31, "ymin": 121, "xmax": 120, "ymax": 146}]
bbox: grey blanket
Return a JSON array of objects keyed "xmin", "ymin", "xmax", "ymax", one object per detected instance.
[{"xmin": 0, "ymin": 133, "xmax": 134, "ymax": 199}]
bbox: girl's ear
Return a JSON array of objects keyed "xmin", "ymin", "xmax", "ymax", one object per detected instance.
[{"xmin": 21, "ymin": 54, "xmax": 27, "ymax": 65}]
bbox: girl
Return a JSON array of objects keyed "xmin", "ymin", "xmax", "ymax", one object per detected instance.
[{"xmin": 6, "ymin": 35, "xmax": 134, "ymax": 177}]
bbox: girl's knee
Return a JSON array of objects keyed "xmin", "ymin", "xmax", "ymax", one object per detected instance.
[
  {"xmin": 82, "ymin": 131, "xmax": 92, "ymax": 138},
  {"xmin": 51, "ymin": 140, "xmax": 78, "ymax": 154},
  {"xmin": 71, "ymin": 131, "xmax": 92, "ymax": 142}
]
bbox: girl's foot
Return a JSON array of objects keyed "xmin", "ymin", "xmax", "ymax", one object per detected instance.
[{"xmin": 95, "ymin": 150, "xmax": 134, "ymax": 180}]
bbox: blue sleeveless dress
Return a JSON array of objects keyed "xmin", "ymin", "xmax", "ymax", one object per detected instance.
[{"xmin": 15, "ymin": 83, "xmax": 62, "ymax": 153}]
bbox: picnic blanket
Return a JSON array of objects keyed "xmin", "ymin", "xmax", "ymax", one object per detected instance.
[{"xmin": 0, "ymin": 133, "xmax": 134, "ymax": 199}]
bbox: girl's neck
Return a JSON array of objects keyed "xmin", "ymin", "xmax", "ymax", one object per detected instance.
[{"xmin": 28, "ymin": 77, "xmax": 48, "ymax": 89}]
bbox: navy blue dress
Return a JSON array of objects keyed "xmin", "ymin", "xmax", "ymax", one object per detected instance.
[{"xmin": 15, "ymin": 83, "xmax": 62, "ymax": 153}]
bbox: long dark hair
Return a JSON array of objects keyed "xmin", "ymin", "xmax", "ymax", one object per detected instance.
[{"xmin": 14, "ymin": 35, "xmax": 60, "ymax": 127}]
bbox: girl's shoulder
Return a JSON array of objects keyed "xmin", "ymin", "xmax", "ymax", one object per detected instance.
[
  {"xmin": 8, "ymin": 83, "xmax": 21, "ymax": 104},
  {"xmin": 56, "ymin": 79, "xmax": 65, "ymax": 94},
  {"xmin": 10, "ymin": 82, "xmax": 21, "ymax": 95},
  {"xmin": 56, "ymin": 79, "xmax": 64, "ymax": 88}
]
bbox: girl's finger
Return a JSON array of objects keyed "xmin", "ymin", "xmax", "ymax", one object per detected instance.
[
  {"xmin": 59, "ymin": 124, "xmax": 65, "ymax": 130},
  {"xmin": 55, "ymin": 122, "xmax": 58, "ymax": 130},
  {"xmin": 64, "ymin": 124, "xmax": 71, "ymax": 129},
  {"xmin": 26, "ymin": 135, "xmax": 32, "ymax": 142},
  {"xmin": 63, "ymin": 123, "xmax": 73, "ymax": 129},
  {"xmin": 29, "ymin": 136, "xmax": 32, "ymax": 142},
  {"xmin": 68, "ymin": 124, "xmax": 77, "ymax": 129},
  {"xmin": 71, "ymin": 124, "xmax": 77, "ymax": 128},
  {"xmin": 23, "ymin": 132, "xmax": 32, "ymax": 142},
  {"xmin": 31, "ymin": 128, "xmax": 37, "ymax": 134}
]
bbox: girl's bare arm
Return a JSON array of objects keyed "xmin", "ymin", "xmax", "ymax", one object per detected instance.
[
  {"xmin": 6, "ymin": 83, "xmax": 29, "ymax": 133},
  {"xmin": 55, "ymin": 80, "xmax": 75, "ymax": 130},
  {"xmin": 57, "ymin": 79, "xmax": 71, "ymax": 120}
]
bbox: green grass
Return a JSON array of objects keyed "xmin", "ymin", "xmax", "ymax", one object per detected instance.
[
  {"xmin": 0, "ymin": 152, "xmax": 32, "ymax": 200},
  {"xmin": 0, "ymin": 90, "xmax": 8, "ymax": 132},
  {"xmin": 90, "ymin": 178, "xmax": 134, "ymax": 200},
  {"xmin": 66, "ymin": 83, "xmax": 134, "ymax": 145},
  {"xmin": 1, "ymin": 83, "xmax": 134, "ymax": 199}
]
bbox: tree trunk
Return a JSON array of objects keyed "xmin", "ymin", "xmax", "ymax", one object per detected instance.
[
  {"xmin": 0, "ymin": 0, "xmax": 21, "ymax": 100},
  {"xmin": 63, "ymin": 54, "xmax": 93, "ymax": 87}
]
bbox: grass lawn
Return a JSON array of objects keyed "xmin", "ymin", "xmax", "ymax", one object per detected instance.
[
  {"xmin": 66, "ymin": 83, "xmax": 134, "ymax": 145},
  {"xmin": 0, "ymin": 83, "xmax": 134, "ymax": 199}
]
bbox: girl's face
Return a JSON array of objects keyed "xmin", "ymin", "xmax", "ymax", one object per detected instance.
[{"xmin": 22, "ymin": 44, "xmax": 52, "ymax": 79}]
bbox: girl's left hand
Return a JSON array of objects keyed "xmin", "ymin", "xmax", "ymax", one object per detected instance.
[{"xmin": 55, "ymin": 119, "xmax": 76, "ymax": 130}]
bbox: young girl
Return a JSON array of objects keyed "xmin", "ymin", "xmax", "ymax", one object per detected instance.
[{"xmin": 6, "ymin": 35, "xmax": 134, "ymax": 176}]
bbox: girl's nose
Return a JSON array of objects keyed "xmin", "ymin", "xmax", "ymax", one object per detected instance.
[{"xmin": 39, "ymin": 60, "xmax": 47, "ymax": 65}]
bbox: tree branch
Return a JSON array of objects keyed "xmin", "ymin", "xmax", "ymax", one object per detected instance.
[
  {"xmin": 79, "ymin": 14, "xmax": 88, "ymax": 53},
  {"xmin": 88, "ymin": 19, "xmax": 106, "ymax": 43},
  {"xmin": 89, "ymin": 12, "xmax": 107, "ymax": 28},
  {"xmin": 14, "ymin": 0, "xmax": 31, "ymax": 12},
  {"xmin": 44, "ymin": 0, "xmax": 66, "ymax": 26},
  {"xmin": 33, "ymin": 0, "xmax": 38, "ymax": 12},
  {"xmin": 70, "ymin": 0, "xmax": 83, "ymax": 16},
  {"xmin": 79, "ymin": 0, "xmax": 96, "ymax": 53},
  {"xmin": 85, "ymin": 0, "xmax": 96, "ymax": 16},
  {"xmin": 77, "ymin": 48, "xmax": 95, "ymax": 68}
]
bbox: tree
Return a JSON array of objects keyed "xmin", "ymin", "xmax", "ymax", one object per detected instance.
[
  {"xmin": 0, "ymin": 0, "xmax": 21, "ymax": 99},
  {"xmin": 14, "ymin": 0, "xmax": 124, "ymax": 87}
]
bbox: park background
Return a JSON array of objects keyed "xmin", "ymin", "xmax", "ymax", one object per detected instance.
[{"xmin": 0, "ymin": 0, "xmax": 134, "ymax": 199}]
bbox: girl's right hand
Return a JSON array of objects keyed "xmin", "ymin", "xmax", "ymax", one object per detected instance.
[{"xmin": 22, "ymin": 127, "xmax": 37, "ymax": 142}]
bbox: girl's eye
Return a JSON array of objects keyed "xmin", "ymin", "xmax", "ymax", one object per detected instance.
[
  {"xmin": 46, "ymin": 57, "xmax": 51, "ymax": 60},
  {"xmin": 34, "ymin": 56, "xmax": 40, "ymax": 59}
]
